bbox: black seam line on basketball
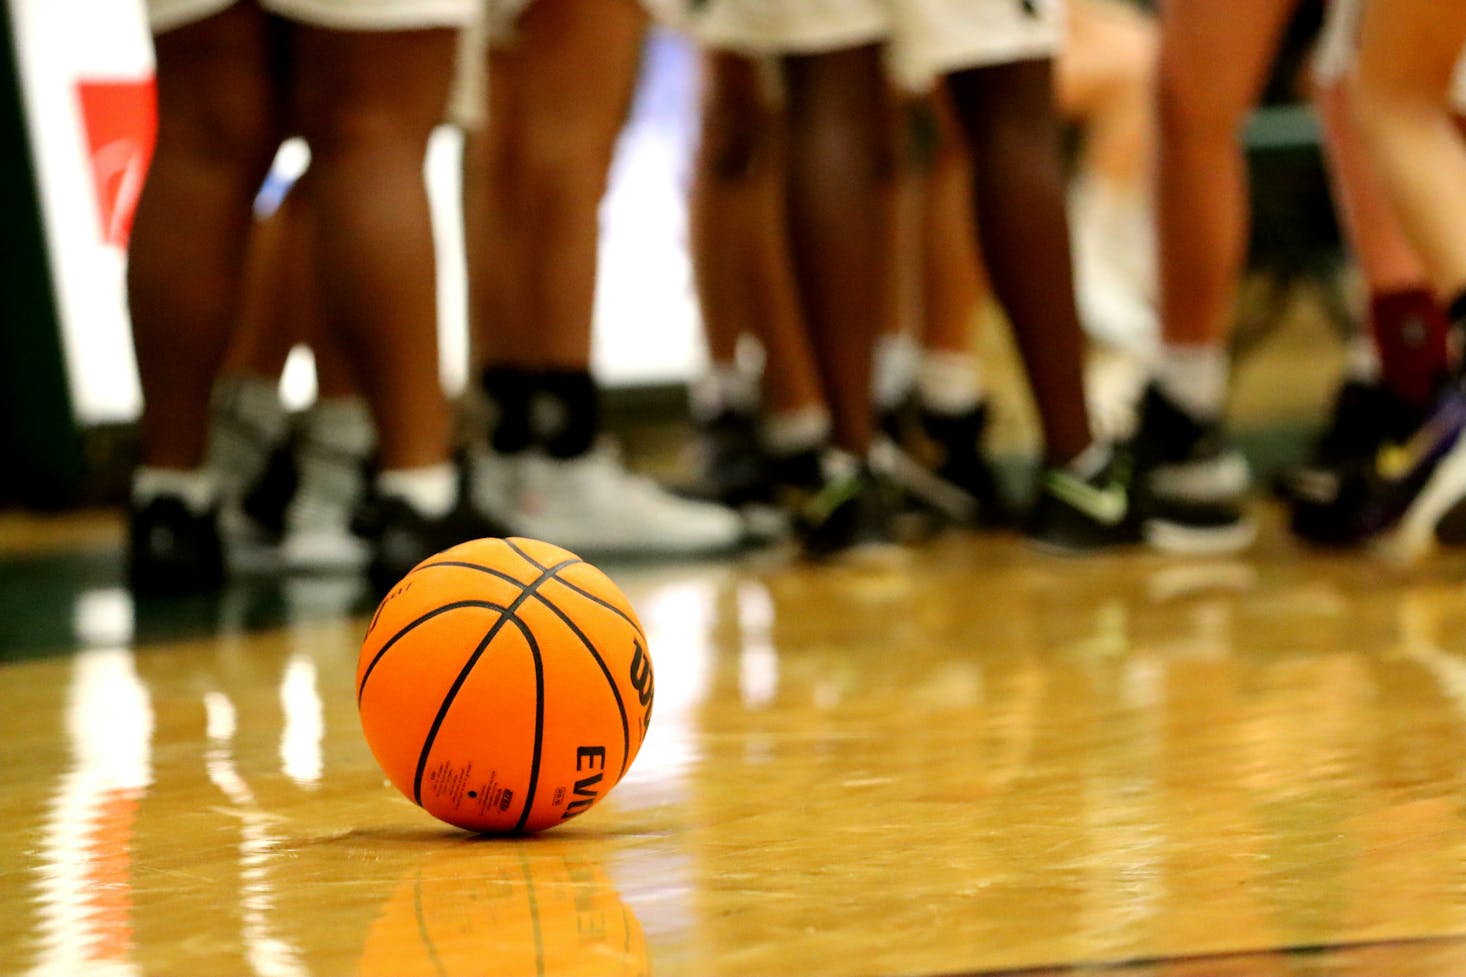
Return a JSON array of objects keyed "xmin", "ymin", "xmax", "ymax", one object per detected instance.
[
  {"xmin": 411, "ymin": 559, "xmax": 574, "ymax": 816},
  {"xmin": 357, "ymin": 600, "xmax": 513, "ymax": 705},
  {"xmin": 407, "ymin": 606, "xmax": 535, "ymax": 809},
  {"xmin": 499, "ymin": 540, "xmax": 634, "ymax": 782},
  {"xmin": 511, "ymin": 606, "xmax": 547, "ymax": 834},
  {"xmin": 414, "ymin": 559, "xmax": 535, "ymax": 593},
  {"xmin": 399, "ymin": 556, "xmax": 632, "ymax": 777},
  {"xmin": 501, "ymin": 539, "xmax": 647, "ymax": 642},
  {"xmin": 521, "ymin": 583, "xmax": 631, "ymax": 784}
]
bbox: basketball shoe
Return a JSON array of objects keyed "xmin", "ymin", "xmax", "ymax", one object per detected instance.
[
  {"xmin": 788, "ymin": 450, "xmax": 901, "ymax": 560},
  {"xmin": 511, "ymin": 444, "xmax": 746, "ymax": 558},
  {"xmin": 1280, "ymin": 378, "xmax": 1422, "ymax": 545},
  {"xmin": 354, "ymin": 477, "xmax": 513, "ymax": 596},
  {"xmin": 1318, "ymin": 384, "xmax": 1466, "ymax": 559},
  {"xmin": 676, "ymin": 406, "xmax": 788, "ymax": 540},
  {"xmin": 128, "ymin": 495, "xmax": 225, "ymax": 596},
  {"xmin": 1024, "ymin": 448, "xmax": 1141, "ymax": 554},
  {"xmin": 1127, "ymin": 384, "xmax": 1256, "ymax": 554}
]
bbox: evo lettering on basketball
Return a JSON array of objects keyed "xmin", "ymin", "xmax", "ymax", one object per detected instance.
[{"xmin": 562, "ymin": 746, "xmax": 607, "ymax": 819}]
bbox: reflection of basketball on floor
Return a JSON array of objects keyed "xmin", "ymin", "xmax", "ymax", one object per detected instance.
[
  {"xmin": 357, "ymin": 537, "xmax": 654, "ymax": 833},
  {"xmin": 358, "ymin": 849, "xmax": 650, "ymax": 977}
]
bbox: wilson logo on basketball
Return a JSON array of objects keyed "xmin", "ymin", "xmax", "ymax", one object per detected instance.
[{"xmin": 629, "ymin": 640, "xmax": 654, "ymax": 734}]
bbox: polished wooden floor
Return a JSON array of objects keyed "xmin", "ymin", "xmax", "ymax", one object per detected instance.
[{"xmin": 6, "ymin": 494, "xmax": 1466, "ymax": 976}]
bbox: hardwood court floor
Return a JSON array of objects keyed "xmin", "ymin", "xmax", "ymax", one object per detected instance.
[{"xmin": 5, "ymin": 499, "xmax": 1466, "ymax": 976}]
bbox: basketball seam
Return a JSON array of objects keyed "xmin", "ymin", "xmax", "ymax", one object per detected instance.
[
  {"xmin": 357, "ymin": 599, "xmax": 513, "ymax": 704},
  {"xmin": 420, "ymin": 547, "xmax": 642, "ymax": 778},
  {"xmin": 520, "ymin": 586, "xmax": 632, "ymax": 784},
  {"xmin": 504, "ymin": 540, "xmax": 640, "ymax": 783},
  {"xmin": 410, "ymin": 558, "xmax": 577, "ymax": 829}
]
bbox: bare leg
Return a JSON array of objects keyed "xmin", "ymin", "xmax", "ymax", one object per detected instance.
[
  {"xmin": 464, "ymin": 0, "xmax": 647, "ymax": 374},
  {"xmin": 1154, "ymin": 0, "xmax": 1296, "ymax": 351},
  {"xmin": 782, "ymin": 44, "xmax": 897, "ymax": 455},
  {"xmin": 290, "ymin": 25, "xmax": 458, "ymax": 472},
  {"xmin": 127, "ymin": 4, "xmax": 285, "ymax": 472},
  {"xmin": 691, "ymin": 50, "xmax": 825, "ymax": 420},
  {"xmin": 1356, "ymin": 0, "xmax": 1466, "ymax": 304},
  {"xmin": 947, "ymin": 58, "xmax": 1093, "ymax": 465}
]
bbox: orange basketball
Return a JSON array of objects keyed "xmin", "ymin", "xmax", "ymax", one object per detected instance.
[{"xmin": 356, "ymin": 537, "xmax": 653, "ymax": 834}]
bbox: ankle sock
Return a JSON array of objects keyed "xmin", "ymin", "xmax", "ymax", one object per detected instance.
[
  {"xmin": 917, "ymin": 350, "xmax": 984, "ymax": 416},
  {"xmin": 377, "ymin": 463, "xmax": 456, "ymax": 519},
  {"xmin": 133, "ymin": 466, "xmax": 218, "ymax": 515},
  {"xmin": 1155, "ymin": 343, "xmax": 1228, "ymax": 422}
]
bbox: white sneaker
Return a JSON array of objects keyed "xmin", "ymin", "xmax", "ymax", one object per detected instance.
[
  {"xmin": 468, "ymin": 445, "xmax": 526, "ymax": 533},
  {"xmin": 514, "ymin": 445, "xmax": 745, "ymax": 556}
]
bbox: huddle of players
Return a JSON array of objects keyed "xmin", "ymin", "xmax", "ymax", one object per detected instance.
[{"xmin": 123, "ymin": 0, "xmax": 1466, "ymax": 600}]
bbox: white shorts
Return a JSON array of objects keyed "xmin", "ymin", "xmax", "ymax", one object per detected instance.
[
  {"xmin": 692, "ymin": 0, "xmax": 1063, "ymax": 89},
  {"xmin": 1314, "ymin": 0, "xmax": 1466, "ymax": 110},
  {"xmin": 148, "ymin": 0, "xmax": 477, "ymax": 34},
  {"xmin": 446, "ymin": 0, "xmax": 676, "ymax": 129}
]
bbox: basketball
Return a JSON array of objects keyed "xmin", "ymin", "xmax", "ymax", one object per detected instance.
[{"xmin": 356, "ymin": 536, "xmax": 654, "ymax": 834}]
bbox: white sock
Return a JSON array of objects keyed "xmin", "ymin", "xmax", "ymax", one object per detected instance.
[
  {"xmin": 1155, "ymin": 343, "xmax": 1229, "ymax": 421},
  {"xmin": 917, "ymin": 350, "xmax": 984, "ymax": 416},
  {"xmin": 377, "ymin": 463, "xmax": 456, "ymax": 519},
  {"xmin": 1344, "ymin": 335, "xmax": 1381, "ymax": 383},
  {"xmin": 132, "ymin": 466, "xmax": 218, "ymax": 514},
  {"xmin": 764, "ymin": 406, "xmax": 832, "ymax": 457},
  {"xmin": 691, "ymin": 363, "xmax": 759, "ymax": 423},
  {"xmin": 872, "ymin": 332, "xmax": 919, "ymax": 413}
]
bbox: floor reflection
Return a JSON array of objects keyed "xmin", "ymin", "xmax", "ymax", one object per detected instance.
[{"xmin": 359, "ymin": 845, "xmax": 650, "ymax": 977}]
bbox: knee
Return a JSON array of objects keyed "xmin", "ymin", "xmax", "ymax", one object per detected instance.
[
  {"xmin": 154, "ymin": 96, "xmax": 283, "ymax": 179},
  {"xmin": 699, "ymin": 96, "xmax": 776, "ymax": 183},
  {"xmin": 297, "ymin": 105, "xmax": 438, "ymax": 164}
]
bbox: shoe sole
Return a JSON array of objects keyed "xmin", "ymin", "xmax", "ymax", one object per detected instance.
[{"xmin": 1142, "ymin": 516, "xmax": 1258, "ymax": 555}]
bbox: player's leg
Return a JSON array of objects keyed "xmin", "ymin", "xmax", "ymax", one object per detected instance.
[
  {"xmin": 462, "ymin": 0, "xmax": 743, "ymax": 556},
  {"xmin": 1056, "ymin": 0, "xmax": 1159, "ymax": 434},
  {"xmin": 1353, "ymin": 0, "xmax": 1466, "ymax": 558},
  {"xmin": 685, "ymin": 50, "xmax": 831, "ymax": 521},
  {"xmin": 1124, "ymin": 0, "xmax": 1298, "ymax": 553},
  {"xmin": 899, "ymin": 81, "xmax": 1006, "ymax": 526},
  {"xmin": 1279, "ymin": 0, "xmax": 1454, "ymax": 545},
  {"xmin": 780, "ymin": 43, "xmax": 906, "ymax": 556},
  {"xmin": 287, "ymin": 14, "xmax": 498, "ymax": 590},
  {"xmin": 126, "ymin": 1, "xmax": 287, "ymax": 593}
]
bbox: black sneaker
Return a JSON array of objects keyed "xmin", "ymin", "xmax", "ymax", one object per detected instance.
[
  {"xmin": 1025, "ymin": 450, "xmax": 1140, "ymax": 554},
  {"xmin": 1128, "ymin": 384, "xmax": 1256, "ymax": 554},
  {"xmin": 680, "ymin": 407, "xmax": 775, "ymax": 509},
  {"xmin": 790, "ymin": 456, "xmax": 899, "ymax": 560},
  {"xmin": 1279, "ymin": 379, "xmax": 1426, "ymax": 545},
  {"xmin": 354, "ymin": 491, "xmax": 513, "ymax": 596},
  {"xmin": 918, "ymin": 404, "xmax": 1009, "ymax": 526},
  {"xmin": 128, "ymin": 495, "xmax": 225, "ymax": 596}
]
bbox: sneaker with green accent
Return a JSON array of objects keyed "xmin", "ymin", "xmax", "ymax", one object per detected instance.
[
  {"xmin": 1025, "ymin": 450, "xmax": 1140, "ymax": 554},
  {"xmin": 791, "ymin": 453, "xmax": 900, "ymax": 560}
]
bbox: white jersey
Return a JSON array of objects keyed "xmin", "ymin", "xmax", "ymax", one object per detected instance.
[{"xmin": 148, "ymin": 0, "xmax": 477, "ymax": 34}]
